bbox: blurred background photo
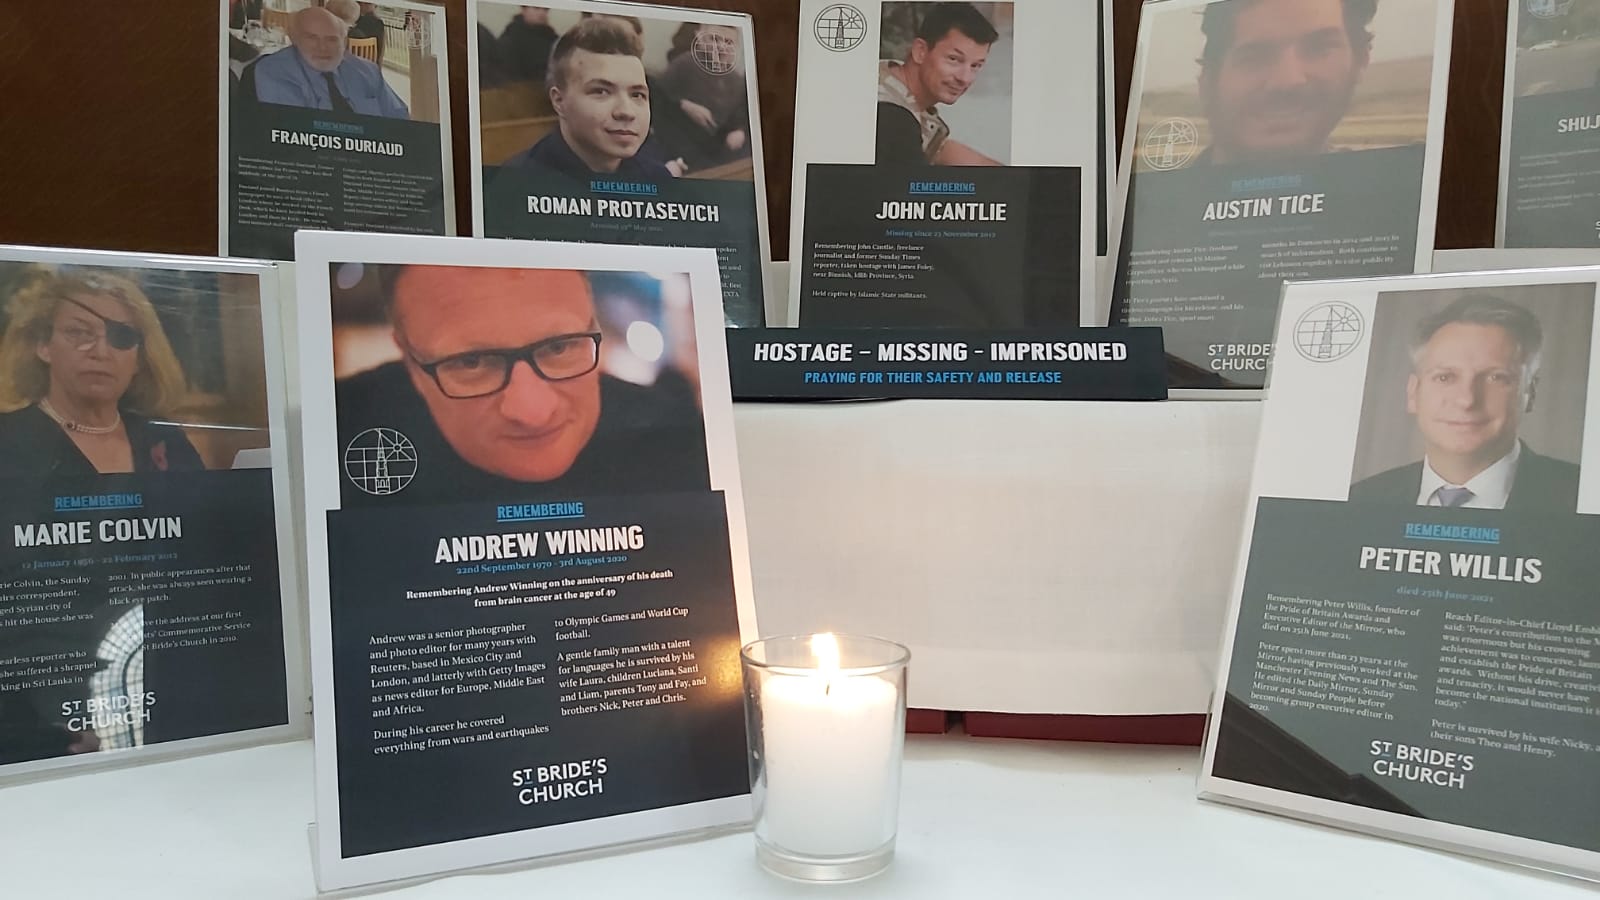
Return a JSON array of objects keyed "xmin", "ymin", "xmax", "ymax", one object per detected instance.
[{"xmin": 1513, "ymin": 0, "xmax": 1600, "ymax": 98}]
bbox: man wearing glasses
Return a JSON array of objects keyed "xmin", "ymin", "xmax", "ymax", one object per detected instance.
[{"xmin": 334, "ymin": 264, "xmax": 709, "ymax": 505}]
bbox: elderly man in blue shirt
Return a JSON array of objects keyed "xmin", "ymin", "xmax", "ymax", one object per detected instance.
[{"xmin": 252, "ymin": 6, "xmax": 409, "ymax": 119}]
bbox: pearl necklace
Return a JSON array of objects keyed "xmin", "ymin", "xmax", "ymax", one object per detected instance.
[{"xmin": 39, "ymin": 398, "xmax": 122, "ymax": 435}]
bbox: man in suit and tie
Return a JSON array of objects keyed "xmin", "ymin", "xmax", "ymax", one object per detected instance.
[
  {"xmin": 1350, "ymin": 294, "xmax": 1581, "ymax": 511},
  {"xmin": 251, "ymin": 7, "xmax": 409, "ymax": 119}
]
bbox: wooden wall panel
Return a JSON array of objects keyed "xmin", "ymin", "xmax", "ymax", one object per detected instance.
[
  {"xmin": 0, "ymin": 0, "xmax": 1509, "ymax": 259},
  {"xmin": 0, "ymin": 2, "xmax": 223, "ymax": 256},
  {"xmin": 1439, "ymin": 0, "xmax": 1508, "ymax": 249}
]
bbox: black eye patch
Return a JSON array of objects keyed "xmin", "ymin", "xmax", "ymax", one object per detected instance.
[
  {"xmin": 103, "ymin": 319, "xmax": 142, "ymax": 351},
  {"xmin": 64, "ymin": 296, "xmax": 143, "ymax": 351}
]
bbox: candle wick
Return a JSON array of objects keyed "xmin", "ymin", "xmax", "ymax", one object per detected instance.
[{"xmin": 825, "ymin": 680, "xmax": 831, "ymax": 697}]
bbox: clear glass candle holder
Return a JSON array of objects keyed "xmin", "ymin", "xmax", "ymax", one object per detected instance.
[{"xmin": 741, "ymin": 633, "xmax": 910, "ymax": 883}]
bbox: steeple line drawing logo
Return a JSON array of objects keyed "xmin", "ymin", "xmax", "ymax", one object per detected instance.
[
  {"xmin": 1293, "ymin": 301, "xmax": 1366, "ymax": 363},
  {"xmin": 345, "ymin": 427, "xmax": 419, "ymax": 495},
  {"xmin": 815, "ymin": 4, "xmax": 868, "ymax": 52}
]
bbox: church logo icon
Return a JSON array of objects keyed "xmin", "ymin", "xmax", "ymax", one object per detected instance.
[
  {"xmin": 1293, "ymin": 302, "xmax": 1365, "ymax": 363},
  {"xmin": 1143, "ymin": 118, "xmax": 1199, "ymax": 171},
  {"xmin": 344, "ymin": 427, "xmax": 418, "ymax": 495},
  {"xmin": 815, "ymin": 4, "xmax": 868, "ymax": 52}
]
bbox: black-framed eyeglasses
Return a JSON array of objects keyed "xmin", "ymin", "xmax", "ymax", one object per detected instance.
[
  {"xmin": 408, "ymin": 332, "xmax": 603, "ymax": 399},
  {"xmin": 59, "ymin": 297, "xmax": 143, "ymax": 352}
]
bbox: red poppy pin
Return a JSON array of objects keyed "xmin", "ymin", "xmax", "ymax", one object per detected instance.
[{"xmin": 151, "ymin": 442, "xmax": 169, "ymax": 472}]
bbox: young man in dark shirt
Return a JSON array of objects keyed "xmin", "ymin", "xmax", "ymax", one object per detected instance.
[{"xmin": 502, "ymin": 16, "xmax": 671, "ymax": 179}]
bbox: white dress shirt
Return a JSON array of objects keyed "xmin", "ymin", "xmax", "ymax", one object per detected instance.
[{"xmin": 1416, "ymin": 442, "xmax": 1521, "ymax": 509}]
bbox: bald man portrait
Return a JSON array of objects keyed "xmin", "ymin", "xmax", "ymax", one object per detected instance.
[
  {"xmin": 334, "ymin": 265, "xmax": 710, "ymax": 506},
  {"xmin": 251, "ymin": 6, "xmax": 410, "ymax": 118}
]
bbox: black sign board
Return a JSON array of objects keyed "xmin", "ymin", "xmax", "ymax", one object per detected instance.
[{"xmin": 727, "ymin": 327, "xmax": 1168, "ymax": 400}]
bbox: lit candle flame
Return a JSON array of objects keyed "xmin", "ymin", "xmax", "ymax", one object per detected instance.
[
  {"xmin": 811, "ymin": 633, "xmax": 841, "ymax": 674},
  {"xmin": 811, "ymin": 633, "xmax": 840, "ymax": 696}
]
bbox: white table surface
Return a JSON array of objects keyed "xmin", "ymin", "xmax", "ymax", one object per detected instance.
[{"xmin": 2, "ymin": 735, "xmax": 1588, "ymax": 898}]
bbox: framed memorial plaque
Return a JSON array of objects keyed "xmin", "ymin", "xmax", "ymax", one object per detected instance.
[
  {"xmin": 1107, "ymin": 0, "xmax": 1453, "ymax": 392},
  {"xmin": 219, "ymin": 0, "xmax": 456, "ymax": 260},
  {"xmin": 293, "ymin": 232, "xmax": 757, "ymax": 890},
  {"xmin": 789, "ymin": 0, "xmax": 1098, "ymax": 329},
  {"xmin": 0, "ymin": 245, "xmax": 304, "ymax": 783},
  {"xmin": 468, "ymin": 0, "xmax": 774, "ymax": 328},
  {"xmin": 1201, "ymin": 266, "xmax": 1600, "ymax": 879},
  {"xmin": 1498, "ymin": 0, "xmax": 1600, "ymax": 249}
]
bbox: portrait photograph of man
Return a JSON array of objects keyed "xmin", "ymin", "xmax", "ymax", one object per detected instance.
[
  {"xmin": 1348, "ymin": 285, "xmax": 1593, "ymax": 512},
  {"xmin": 875, "ymin": 1, "xmax": 1014, "ymax": 166},
  {"xmin": 229, "ymin": 0, "xmax": 445, "ymax": 123},
  {"xmin": 1131, "ymin": 0, "xmax": 1438, "ymax": 172},
  {"xmin": 329, "ymin": 262, "xmax": 710, "ymax": 507},
  {"xmin": 475, "ymin": 3, "xmax": 758, "ymax": 183}
]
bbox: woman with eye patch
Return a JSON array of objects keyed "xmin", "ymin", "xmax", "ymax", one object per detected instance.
[{"xmin": 0, "ymin": 271, "xmax": 204, "ymax": 477}]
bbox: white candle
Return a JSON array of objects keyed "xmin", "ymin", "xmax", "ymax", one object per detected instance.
[{"xmin": 756, "ymin": 634, "xmax": 903, "ymax": 858}]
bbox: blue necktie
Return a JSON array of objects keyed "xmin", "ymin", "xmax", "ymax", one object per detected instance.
[{"xmin": 1435, "ymin": 486, "xmax": 1474, "ymax": 508}]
